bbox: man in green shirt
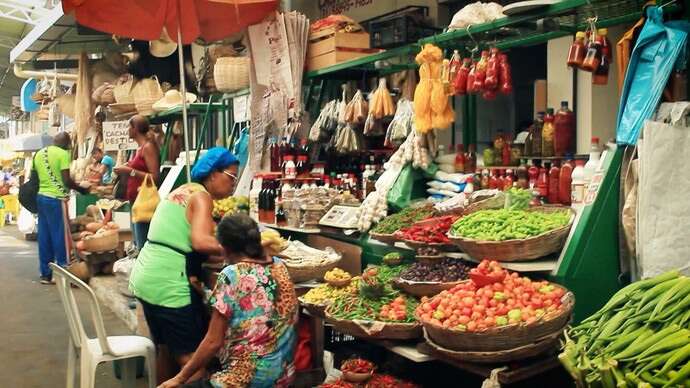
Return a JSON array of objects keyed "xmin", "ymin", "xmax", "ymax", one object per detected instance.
[{"xmin": 34, "ymin": 132, "xmax": 87, "ymax": 284}]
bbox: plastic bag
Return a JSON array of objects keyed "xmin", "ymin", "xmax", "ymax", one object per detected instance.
[
  {"xmin": 232, "ymin": 125, "xmax": 250, "ymax": 168},
  {"xmin": 17, "ymin": 207, "xmax": 36, "ymax": 234},
  {"xmin": 387, "ymin": 165, "xmax": 428, "ymax": 212}
]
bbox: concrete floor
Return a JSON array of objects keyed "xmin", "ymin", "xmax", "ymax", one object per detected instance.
[{"xmin": 0, "ymin": 226, "xmax": 148, "ymax": 388}]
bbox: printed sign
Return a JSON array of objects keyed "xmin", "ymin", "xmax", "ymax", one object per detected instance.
[
  {"xmin": 318, "ymin": 0, "xmax": 374, "ymax": 17},
  {"xmin": 102, "ymin": 121, "xmax": 137, "ymax": 152},
  {"xmin": 233, "ymin": 95, "xmax": 250, "ymax": 122}
]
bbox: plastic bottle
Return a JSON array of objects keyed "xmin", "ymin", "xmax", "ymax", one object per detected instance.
[
  {"xmin": 537, "ymin": 166, "xmax": 549, "ymax": 199},
  {"xmin": 504, "ymin": 169, "xmax": 514, "ymax": 190},
  {"xmin": 542, "ymin": 109, "xmax": 555, "ymax": 157},
  {"xmin": 581, "ymin": 36, "xmax": 602, "ymax": 72},
  {"xmin": 598, "ymin": 28, "xmax": 612, "ymax": 60},
  {"xmin": 548, "ymin": 163, "xmax": 560, "ymax": 204},
  {"xmin": 502, "ymin": 139, "xmax": 511, "ymax": 166},
  {"xmin": 583, "ymin": 137, "xmax": 601, "ymax": 189},
  {"xmin": 258, "ymin": 179, "xmax": 268, "ymax": 223},
  {"xmin": 567, "ymin": 32, "xmax": 587, "ymax": 68},
  {"xmin": 284, "ymin": 155, "xmax": 297, "ymax": 180},
  {"xmin": 528, "ymin": 163, "xmax": 539, "ymax": 189},
  {"xmin": 571, "ymin": 160, "xmax": 586, "ymax": 205},
  {"xmin": 269, "ymin": 137, "xmax": 280, "ymax": 172},
  {"xmin": 559, "ymin": 160, "xmax": 573, "ymax": 206},
  {"xmin": 481, "ymin": 169, "xmax": 490, "ymax": 189},
  {"xmin": 497, "ymin": 170, "xmax": 505, "ymax": 191},
  {"xmin": 554, "ymin": 101, "xmax": 575, "ymax": 156},
  {"xmin": 516, "ymin": 165, "xmax": 529, "ymax": 189}
]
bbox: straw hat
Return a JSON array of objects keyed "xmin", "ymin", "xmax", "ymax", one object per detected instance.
[
  {"xmin": 149, "ymin": 28, "xmax": 177, "ymax": 58},
  {"xmin": 152, "ymin": 90, "xmax": 197, "ymax": 112}
]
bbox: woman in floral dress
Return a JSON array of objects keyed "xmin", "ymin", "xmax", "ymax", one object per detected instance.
[{"xmin": 159, "ymin": 214, "xmax": 298, "ymax": 388}]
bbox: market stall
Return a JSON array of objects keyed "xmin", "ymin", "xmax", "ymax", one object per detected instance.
[{"xmin": 9, "ymin": 0, "xmax": 690, "ymax": 386}]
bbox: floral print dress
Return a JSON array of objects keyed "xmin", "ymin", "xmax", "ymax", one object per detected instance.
[{"xmin": 209, "ymin": 258, "xmax": 298, "ymax": 388}]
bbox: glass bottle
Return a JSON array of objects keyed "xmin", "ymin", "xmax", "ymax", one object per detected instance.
[
  {"xmin": 269, "ymin": 137, "xmax": 280, "ymax": 172},
  {"xmin": 481, "ymin": 169, "xmax": 490, "ymax": 189},
  {"xmin": 528, "ymin": 162, "xmax": 539, "ymax": 189},
  {"xmin": 567, "ymin": 31, "xmax": 587, "ymax": 68},
  {"xmin": 559, "ymin": 160, "xmax": 573, "ymax": 206},
  {"xmin": 516, "ymin": 165, "xmax": 528, "ymax": 189},
  {"xmin": 541, "ymin": 109, "xmax": 555, "ymax": 157},
  {"xmin": 537, "ymin": 166, "xmax": 549, "ymax": 199},
  {"xmin": 532, "ymin": 112, "xmax": 544, "ymax": 156},
  {"xmin": 548, "ymin": 162, "xmax": 560, "ymax": 204},
  {"xmin": 465, "ymin": 144, "xmax": 477, "ymax": 173},
  {"xmin": 276, "ymin": 200, "xmax": 287, "ymax": 226},
  {"xmin": 504, "ymin": 169, "xmax": 514, "ymax": 190},
  {"xmin": 455, "ymin": 144, "xmax": 466, "ymax": 173}
]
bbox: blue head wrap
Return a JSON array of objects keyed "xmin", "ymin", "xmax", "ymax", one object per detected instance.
[{"xmin": 191, "ymin": 147, "xmax": 238, "ymax": 182}]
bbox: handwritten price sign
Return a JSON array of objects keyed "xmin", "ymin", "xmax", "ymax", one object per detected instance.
[{"xmin": 102, "ymin": 121, "xmax": 137, "ymax": 152}]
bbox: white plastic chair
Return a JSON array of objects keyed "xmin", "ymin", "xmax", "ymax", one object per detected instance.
[{"xmin": 50, "ymin": 263, "xmax": 156, "ymax": 388}]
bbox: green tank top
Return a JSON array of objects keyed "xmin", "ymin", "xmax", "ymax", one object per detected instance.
[{"xmin": 129, "ymin": 183, "xmax": 208, "ymax": 308}]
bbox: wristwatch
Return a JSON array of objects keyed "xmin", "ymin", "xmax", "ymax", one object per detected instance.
[{"xmin": 129, "ymin": 169, "xmax": 136, "ymax": 177}]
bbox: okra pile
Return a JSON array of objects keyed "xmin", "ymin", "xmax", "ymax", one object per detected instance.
[
  {"xmin": 560, "ymin": 270, "xmax": 690, "ymax": 387},
  {"xmin": 450, "ymin": 209, "xmax": 571, "ymax": 241}
]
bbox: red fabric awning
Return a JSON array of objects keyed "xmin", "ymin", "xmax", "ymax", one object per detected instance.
[{"xmin": 62, "ymin": 0, "xmax": 278, "ymax": 44}]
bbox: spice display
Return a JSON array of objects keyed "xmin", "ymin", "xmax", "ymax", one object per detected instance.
[
  {"xmin": 371, "ymin": 206, "xmax": 435, "ymax": 234},
  {"xmin": 400, "ymin": 258, "xmax": 472, "ymax": 283},
  {"xmin": 417, "ymin": 260, "xmax": 566, "ymax": 331},
  {"xmin": 560, "ymin": 271, "xmax": 690, "ymax": 387},
  {"xmin": 450, "ymin": 209, "xmax": 571, "ymax": 241},
  {"xmin": 397, "ymin": 215, "xmax": 458, "ymax": 244},
  {"xmin": 414, "ymin": 44, "xmax": 454, "ymax": 133}
]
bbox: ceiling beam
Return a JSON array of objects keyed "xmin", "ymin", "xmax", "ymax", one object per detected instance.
[{"xmin": 0, "ymin": 1, "xmax": 50, "ymax": 25}]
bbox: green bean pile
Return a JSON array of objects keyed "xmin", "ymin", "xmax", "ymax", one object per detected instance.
[
  {"xmin": 561, "ymin": 271, "xmax": 690, "ymax": 387},
  {"xmin": 450, "ymin": 209, "xmax": 570, "ymax": 241},
  {"xmin": 327, "ymin": 294, "xmax": 419, "ymax": 323},
  {"xmin": 371, "ymin": 207, "xmax": 434, "ymax": 234}
]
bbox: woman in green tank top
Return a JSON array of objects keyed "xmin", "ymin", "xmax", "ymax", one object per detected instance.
[{"xmin": 129, "ymin": 147, "xmax": 239, "ymax": 384}]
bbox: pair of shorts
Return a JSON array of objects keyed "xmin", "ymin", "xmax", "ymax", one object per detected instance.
[{"xmin": 138, "ymin": 298, "xmax": 206, "ymax": 356}]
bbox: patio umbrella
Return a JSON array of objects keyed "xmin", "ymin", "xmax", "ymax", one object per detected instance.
[{"xmin": 61, "ymin": 0, "xmax": 278, "ymax": 181}]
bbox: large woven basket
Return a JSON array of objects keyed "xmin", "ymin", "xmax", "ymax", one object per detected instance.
[
  {"xmin": 82, "ymin": 230, "xmax": 119, "ymax": 253},
  {"xmin": 133, "ymin": 76, "xmax": 163, "ymax": 116},
  {"xmin": 392, "ymin": 278, "xmax": 468, "ymax": 297},
  {"xmin": 448, "ymin": 206, "xmax": 575, "ymax": 261},
  {"xmin": 113, "ymin": 75, "xmax": 135, "ymax": 104},
  {"xmin": 369, "ymin": 232, "xmax": 398, "ymax": 245},
  {"xmin": 325, "ymin": 312, "xmax": 422, "ymax": 340},
  {"xmin": 419, "ymin": 290, "xmax": 574, "ymax": 352},
  {"xmin": 422, "ymin": 328, "xmax": 560, "ymax": 363},
  {"xmin": 298, "ymin": 298, "xmax": 327, "ymax": 318},
  {"xmin": 283, "ymin": 256, "xmax": 342, "ymax": 283},
  {"xmin": 214, "ymin": 57, "xmax": 250, "ymax": 92}
]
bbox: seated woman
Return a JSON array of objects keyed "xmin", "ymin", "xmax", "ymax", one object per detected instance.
[{"xmin": 159, "ymin": 214, "xmax": 299, "ymax": 388}]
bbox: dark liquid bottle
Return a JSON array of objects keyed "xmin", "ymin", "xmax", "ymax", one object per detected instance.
[{"xmin": 270, "ymin": 137, "xmax": 280, "ymax": 172}]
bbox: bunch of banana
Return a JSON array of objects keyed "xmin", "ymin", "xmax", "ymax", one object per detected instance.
[
  {"xmin": 213, "ymin": 196, "xmax": 250, "ymax": 218},
  {"xmin": 261, "ymin": 229, "xmax": 288, "ymax": 255}
]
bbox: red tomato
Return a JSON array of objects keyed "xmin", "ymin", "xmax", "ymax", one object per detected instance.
[
  {"xmin": 543, "ymin": 299, "xmax": 553, "ymax": 307},
  {"xmin": 492, "ymin": 283, "xmax": 504, "ymax": 291},
  {"xmin": 473, "ymin": 304, "xmax": 486, "ymax": 314},
  {"xmin": 471, "ymin": 311, "xmax": 482, "ymax": 320},
  {"xmin": 467, "ymin": 321, "xmax": 478, "ymax": 331},
  {"xmin": 458, "ymin": 315, "xmax": 471, "ymax": 324},
  {"xmin": 484, "ymin": 317, "xmax": 496, "ymax": 327},
  {"xmin": 462, "ymin": 297, "xmax": 475, "ymax": 308},
  {"xmin": 462, "ymin": 307, "xmax": 472, "ymax": 316}
]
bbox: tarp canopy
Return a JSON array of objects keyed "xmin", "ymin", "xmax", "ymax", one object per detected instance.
[{"xmin": 11, "ymin": 134, "xmax": 53, "ymax": 152}]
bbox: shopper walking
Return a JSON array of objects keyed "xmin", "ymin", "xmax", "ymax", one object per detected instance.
[
  {"xmin": 129, "ymin": 147, "xmax": 238, "ymax": 384},
  {"xmin": 113, "ymin": 114, "xmax": 160, "ymax": 249},
  {"xmin": 34, "ymin": 132, "xmax": 87, "ymax": 284},
  {"xmin": 159, "ymin": 213, "xmax": 298, "ymax": 388}
]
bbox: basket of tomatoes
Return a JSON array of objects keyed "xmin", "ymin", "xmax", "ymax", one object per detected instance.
[{"xmin": 415, "ymin": 260, "xmax": 574, "ymax": 352}]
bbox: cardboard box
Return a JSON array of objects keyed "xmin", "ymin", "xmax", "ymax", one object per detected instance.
[{"xmin": 307, "ymin": 48, "xmax": 380, "ymax": 72}]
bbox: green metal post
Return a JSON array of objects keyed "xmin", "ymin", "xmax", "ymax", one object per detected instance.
[{"xmin": 160, "ymin": 119, "xmax": 173, "ymax": 162}]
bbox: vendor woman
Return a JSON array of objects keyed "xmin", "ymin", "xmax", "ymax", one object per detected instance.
[{"xmin": 129, "ymin": 147, "xmax": 239, "ymax": 383}]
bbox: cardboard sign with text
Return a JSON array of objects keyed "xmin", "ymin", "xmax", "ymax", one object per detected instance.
[{"xmin": 103, "ymin": 121, "xmax": 137, "ymax": 152}]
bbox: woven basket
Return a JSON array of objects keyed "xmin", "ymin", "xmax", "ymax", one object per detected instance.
[
  {"xmin": 369, "ymin": 232, "xmax": 398, "ymax": 245},
  {"xmin": 447, "ymin": 206, "xmax": 575, "ymax": 261},
  {"xmin": 419, "ymin": 291, "xmax": 574, "ymax": 352},
  {"xmin": 399, "ymin": 237, "xmax": 457, "ymax": 252},
  {"xmin": 113, "ymin": 75, "xmax": 134, "ymax": 104},
  {"xmin": 325, "ymin": 312, "xmax": 422, "ymax": 340},
  {"xmin": 423, "ymin": 328, "xmax": 560, "ymax": 363},
  {"xmin": 283, "ymin": 256, "xmax": 342, "ymax": 283},
  {"xmin": 82, "ymin": 230, "xmax": 119, "ymax": 253},
  {"xmin": 392, "ymin": 278, "xmax": 468, "ymax": 297},
  {"xmin": 133, "ymin": 76, "xmax": 163, "ymax": 116},
  {"xmin": 214, "ymin": 56, "xmax": 250, "ymax": 92},
  {"xmin": 92, "ymin": 83, "xmax": 115, "ymax": 105}
]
